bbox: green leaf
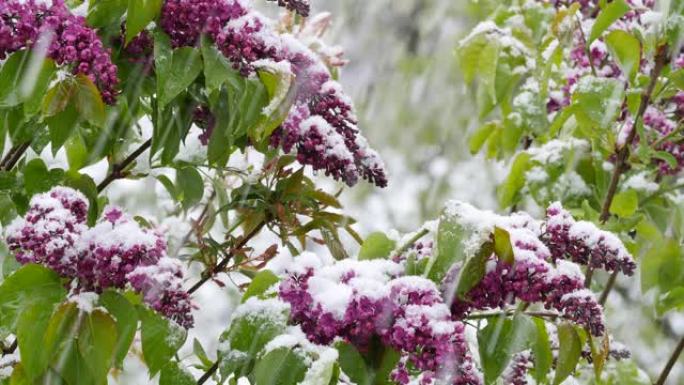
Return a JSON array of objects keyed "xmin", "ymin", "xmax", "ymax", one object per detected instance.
[
  {"xmin": 480, "ymin": 39, "xmax": 500, "ymax": 102},
  {"xmin": 201, "ymin": 37, "xmax": 241, "ymax": 92},
  {"xmin": 46, "ymin": 103, "xmax": 80, "ymax": 153},
  {"xmin": 126, "ymin": 0, "xmax": 163, "ymax": 44},
  {"xmin": 605, "ymin": 30, "xmax": 641, "ymax": 81},
  {"xmin": 654, "ymin": 151, "xmax": 679, "ymax": 169},
  {"xmin": 160, "ymin": 361, "xmax": 196, "ymax": 385},
  {"xmin": 493, "ymin": 227, "xmax": 514, "ymax": 264},
  {"xmin": 100, "ymin": 290, "xmax": 139, "ymax": 368},
  {"xmin": 641, "ymin": 240, "xmax": 681, "ymax": 292},
  {"xmin": 65, "ymin": 133, "xmax": 89, "ymax": 171},
  {"xmin": 498, "ymin": 152, "xmax": 531, "ymax": 208},
  {"xmin": 454, "ymin": 241, "xmax": 494, "ymax": 300},
  {"xmin": 0, "ymin": 193, "xmax": 17, "ymax": 226},
  {"xmin": 0, "ymin": 264, "xmax": 66, "ymax": 335},
  {"xmin": 253, "ymin": 348, "xmax": 308, "ymax": 385},
  {"xmin": 589, "ymin": 0, "xmax": 631, "ymax": 43},
  {"xmin": 74, "ymin": 75, "xmax": 107, "ymax": 128},
  {"xmin": 157, "ymin": 175, "xmax": 180, "ymax": 201},
  {"xmin": 87, "ymin": 0, "xmax": 127, "ymax": 28},
  {"xmin": 42, "ymin": 303, "xmax": 100, "ymax": 385},
  {"xmin": 531, "ymin": 317, "xmax": 553, "ymax": 383},
  {"xmin": 458, "ymin": 33, "xmax": 488, "ymax": 84},
  {"xmin": 193, "ymin": 338, "xmax": 213, "ymax": 368},
  {"xmin": 553, "ymin": 323, "xmax": 583, "ymax": 385},
  {"xmin": 478, "ymin": 315, "xmax": 535, "ymax": 385},
  {"xmin": 251, "ymin": 68, "xmax": 296, "ymax": 142},
  {"xmin": 427, "ymin": 207, "xmax": 469, "ymax": 283},
  {"xmin": 242, "ymin": 270, "xmax": 280, "ymax": 303},
  {"xmin": 218, "ymin": 303, "xmax": 288, "ymax": 377},
  {"xmin": 78, "ymin": 310, "xmax": 118, "ymax": 382},
  {"xmin": 469, "ymin": 122, "xmax": 498, "ymax": 155},
  {"xmin": 573, "ymin": 76, "xmax": 625, "ymax": 131},
  {"xmin": 157, "ymin": 47, "xmax": 203, "ymax": 107},
  {"xmin": 335, "ymin": 342, "xmax": 371, "ymax": 385},
  {"xmin": 139, "ymin": 306, "xmax": 187, "ymax": 376},
  {"xmin": 16, "ymin": 301, "xmax": 56, "ymax": 380},
  {"xmin": 358, "ymin": 232, "xmax": 396, "ymax": 260},
  {"xmin": 177, "ymin": 166, "xmax": 204, "ymax": 210},
  {"xmin": 0, "ymin": 51, "xmax": 56, "ymax": 112},
  {"xmin": 656, "ymin": 287, "xmax": 684, "ymax": 315},
  {"xmin": 610, "ymin": 189, "xmax": 638, "ymax": 218}
]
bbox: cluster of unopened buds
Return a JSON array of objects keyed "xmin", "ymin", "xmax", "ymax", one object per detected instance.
[
  {"xmin": 444, "ymin": 201, "xmax": 636, "ymax": 337},
  {"xmin": 158, "ymin": 0, "xmax": 387, "ymax": 187},
  {"xmin": 5, "ymin": 187, "xmax": 194, "ymax": 328},
  {"xmin": 0, "ymin": 0, "xmax": 119, "ymax": 103},
  {"xmin": 279, "ymin": 255, "xmax": 482, "ymax": 385}
]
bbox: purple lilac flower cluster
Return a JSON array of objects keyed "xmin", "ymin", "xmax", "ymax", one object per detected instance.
[
  {"xmin": 543, "ymin": 202, "xmax": 636, "ymax": 275},
  {"xmin": 158, "ymin": 0, "xmax": 387, "ymax": 187},
  {"xmin": 502, "ymin": 351, "xmax": 532, "ymax": 385},
  {"xmin": 278, "ymin": 256, "xmax": 482, "ymax": 385},
  {"xmin": 5, "ymin": 187, "xmax": 193, "ymax": 328},
  {"xmin": 443, "ymin": 201, "xmax": 616, "ymax": 336},
  {"xmin": 0, "ymin": 0, "xmax": 118, "ymax": 103}
]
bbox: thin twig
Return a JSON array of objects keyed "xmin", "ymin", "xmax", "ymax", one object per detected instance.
[
  {"xmin": 598, "ymin": 45, "xmax": 668, "ymax": 223},
  {"xmin": 175, "ymin": 190, "xmax": 217, "ymax": 258},
  {"xmin": 187, "ymin": 221, "xmax": 267, "ymax": 295},
  {"xmin": 588, "ymin": 45, "xmax": 668, "ymax": 291},
  {"xmin": 466, "ymin": 310, "xmax": 560, "ymax": 320},
  {"xmin": 197, "ymin": 361, "xmax": 219, "ymax": 385},
  {"xmin": 0, "ymin": 142, "xmax": 30, "ymax": 171},
  {"xmin": 598, "ymin": 270, "xmax": 618, "ymax": 305},
  {"xmin": 1, "ymin": 339, "xmax": 17, "ymax": 356},
  {"xmin": 97, "ymin": 139, "xmax": 152, "ymax": 192},
  {"xmin": 655, "ymin": 336, "xmax": 684, "ymax": 385}
]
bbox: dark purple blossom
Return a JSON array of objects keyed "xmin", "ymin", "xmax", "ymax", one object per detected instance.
[{"xmin": 0, "ymin": 0, "xmax": 119, "ymax": 103}]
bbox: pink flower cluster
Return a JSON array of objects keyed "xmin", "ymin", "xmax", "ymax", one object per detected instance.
[
  {"xmin": 279, "ymin": 256, "xmax": 482, "ymax": 385},
  {"xmin": 443, "ymin": 201, "xmax": 627, "ymax": 336},
  {"xmin": 158, "ymin": 0, "xmax": 387, "ymax": 187},
  {"xmin": 5, "ymin": 187, "xmax": 193, "ymax": 328},
  {"xmin": 0, "ymin": 0, "xmax": 118, "ymax": 103},
  {"xmin": 543, "ymin": 202, "xmax": 636, "ymax": 275}
]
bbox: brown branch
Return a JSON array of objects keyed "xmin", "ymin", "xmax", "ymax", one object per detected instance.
[
  {"xmin": 587, "ymin": 45, "xmax": 669, "ymax": 291},
  {"xmin": 655, "ymin": 336, "xmax": 684, "ymax": 385},
  {"xmin": 1, "ymin": 339, "xmax": 17, "ymax": 356},
  {"xmin": 197, "ymin": 361, "xmax": 219, "ymax": 385},
  {"xmin": 599, "ymin": 45, "xmax": 668, "ymax": 223},
  {"xmin": 598, "ymin": 270, "xmax": 618, "ymax": 305},
  {"xmin": 0, "ymin": 142, "xmax": 31, "ymax": 171},
  {"xmin": 97, "ymin": 139, "xmax": 152, "ymax": 192},
  {"xmin": 187, "ymin": 221, "xmax": 266, "ymax": 295},
  {"xmin": 466, "ymin": 310, "xmax": 560, "ymax": 320}
]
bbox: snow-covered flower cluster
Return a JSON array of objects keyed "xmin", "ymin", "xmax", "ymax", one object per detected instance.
[
  {"xmin": 543, "ymin": 202, "xmax": 636, "ymax": 275},
  {"xmin": 442, "ymin": 201, "xmax": 635, "ymax": 336},
  {"xmin": 159, "ymin": 0, "xmax": 387, "ymax": 187},
  {"xmin": 0, "ymin": 0, "xmax": 119, "ymax": 103},
  {"xmin": 279, "ymin": 254, "xmax": 482, "ymax": 385},
  {"xmin": 5, "ymin": 187, "xmax": 193, "ymax": 328}
]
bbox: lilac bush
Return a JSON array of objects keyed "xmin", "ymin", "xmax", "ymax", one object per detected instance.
[{"xmin": 0, "ymin": 0, "xmax": 681, "ymax": 384}]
